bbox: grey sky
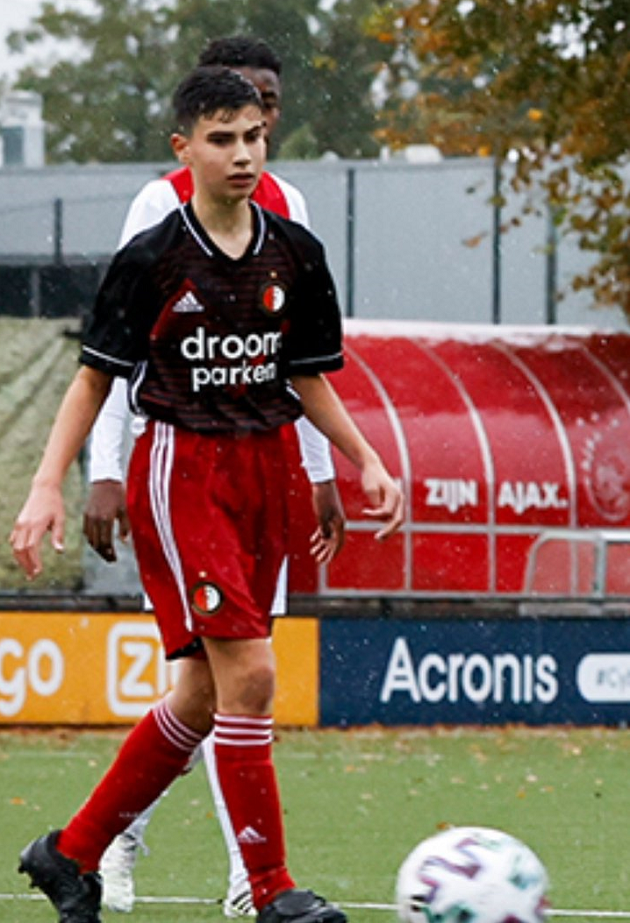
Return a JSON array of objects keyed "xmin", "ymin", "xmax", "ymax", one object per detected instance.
[{"xmin": 0, "ymin": 0, "xmax": 93, "ymax": 80}]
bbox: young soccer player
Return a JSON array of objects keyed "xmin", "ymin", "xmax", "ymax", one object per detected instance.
[
  {"xmin": 86, "ymin": 35, "xmax": 343, "ymax": 570},
  {"xmin": 89, "ymin": 36, "xmax": 344, "ymax": 917},
  {"xmin": 11, "ymin": 67, "xmax": 404, "ymax": 923}
]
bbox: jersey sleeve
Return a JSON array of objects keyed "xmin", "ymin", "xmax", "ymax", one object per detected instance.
[
  {"xmin": 294, "ymin": 415, "xmax": 335, "ymax": 482},
  {"xmin": 87, "ymin": 179, "xmax": 177, "ymax": 480},
  {"xmin": 80, "ymin": 244, "xmax": 154, "ymax": 377},
  {"xmin": 118, "ymin": 179, "xmax": 180, "ymax": 248},
  {"xmin": 271, "ymin": 173, "xmax": 310, "ymax": 228},
  {"xmin": 87, "ymin": 377, "xmax": 130, "ymax": 481},
  {"xmin": 286, "ymin": 235, "xmax": 344, "ymax": 377}
]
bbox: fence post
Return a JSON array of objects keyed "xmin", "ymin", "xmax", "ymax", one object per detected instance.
[
  {"xmin": 53, "ymin": 197, "xmax": 63, "ymax": 265},
  {"xmin": 345, "ymin": 166, "xmax": 355, "ymax": 318},
  {"xmin": 492, "ymin": 156, "xmax": 502, "ymax": 324},
  {"xmin": 545, "ymin": 203, "xmax": 559, "ymax": 324},
  {"xmin": 28, "ymin": 266, "xmax": 41, "ymax": 316}
]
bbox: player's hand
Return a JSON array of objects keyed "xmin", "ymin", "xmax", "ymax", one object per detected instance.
[
  {"xmin": 83, "ymin": 479, "xmax": 130, "ymax": 562},
  {"xmin": 361, "ymin": 460, "xmax": 404, "ymax": 540},
  {"xmin": 9, "ymin": 482, "xmax": 65, "ymax": 579},
  {"xmin": 309, "ymin": 479, "xmax": 346, "ymax": 565}
]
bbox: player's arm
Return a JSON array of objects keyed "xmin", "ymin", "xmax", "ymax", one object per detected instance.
[
  {"xmin": 11, "ymin": 366, "xmax": 113, "ymax": 579},
  {"xmin": 281, "ymin": 220, "xmax": 347, "ymax": 560},
  {"xmin": 310, "ymin": 479, "xmax": 345, "ymax": 565},
  {"xmin": 84, "ymin": 179, "xmax": 179, "ymax": 561},
  {"xmin": 294, "ymin": 416, "xmax": 345, "ymax": 564},
  {"xmin": 84, "ymin": 378, "xmax": 131, "ymax": 562},
  {"xmin": 290, "ymin": 373, "xmax": 404, "ymax": 540},
  {"xmin": 265, "ymin": 190, "xmax": 344, "ymax": 561}
]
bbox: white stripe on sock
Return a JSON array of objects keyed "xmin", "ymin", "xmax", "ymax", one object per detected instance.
[
  {"xmin": 154, "ymin": 700, "xmax": 203, "ymax": 752},
  {"xmin": 214, "ymin": 714, "xmax": 274, "ymax": 748}
]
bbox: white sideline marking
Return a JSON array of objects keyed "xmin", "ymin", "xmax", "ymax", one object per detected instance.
[
  {"xmin": 2, "ymin": 893, "xmax": 630, "ymax": 918},
  {"xmin": 549, "ymin": 916, "xmax": 630, "ymax": 920}
]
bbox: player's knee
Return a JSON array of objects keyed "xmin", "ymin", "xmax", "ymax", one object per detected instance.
[
  {"xmin": 168, "ymin": 658, "xmax": 216, "ymax": 730},
  {"xmin": 167, "ymin": 688, "xmax": 215, "ymax": 733},
  {"xmin": 235, "ymin": 661, "xmax": 276, "ymax": 715}
]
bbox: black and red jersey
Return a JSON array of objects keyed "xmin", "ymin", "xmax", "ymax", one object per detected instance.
[{"xmin": 81, "ymin": 201, "xmax": 343, "ymax": 434}]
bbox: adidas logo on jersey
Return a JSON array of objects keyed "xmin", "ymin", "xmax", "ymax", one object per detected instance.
[
  {"xmin": 172, "ymin": 290, "xmax": 204, "ymax": 313},
  {"xmin": 236, "ymin": 826, "xmax": 267, "ymax": 845}
]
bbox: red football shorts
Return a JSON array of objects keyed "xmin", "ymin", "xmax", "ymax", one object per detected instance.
[{"xmin": 126, "ymin": 420, "xmax": 289, "ymax": 658}]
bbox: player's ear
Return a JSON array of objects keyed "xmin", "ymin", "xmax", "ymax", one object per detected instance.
[{"xmin": 171, "ymin": 132, "xmax": 190, "ymax": 164}]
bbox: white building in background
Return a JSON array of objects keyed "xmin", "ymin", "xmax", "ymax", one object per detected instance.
[{"xmin": 0, "ymin": 89, "xmax": 45, "ymax": 167}]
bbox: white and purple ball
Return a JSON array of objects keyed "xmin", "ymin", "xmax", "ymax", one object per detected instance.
[{"xmin": 396, "ymin": 826, "xmax": 549, "ymax": 923}]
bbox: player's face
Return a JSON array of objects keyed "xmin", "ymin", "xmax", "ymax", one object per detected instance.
[
  {"xmin": 236, "ymin": 67, "xmax": 281, "ymax": 140},
  {"xmin": 173, "ymin": 106, "xmax": 266, "ymax": 205}
]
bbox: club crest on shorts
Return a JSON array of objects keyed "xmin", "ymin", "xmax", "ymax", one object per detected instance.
[
  {"xmin": 259, "ymin": 280, "xmax": 286, "ymax": 315},
  {"xmin": 190, "ymin": 581, "xmax": 223, "ymax": 616}
]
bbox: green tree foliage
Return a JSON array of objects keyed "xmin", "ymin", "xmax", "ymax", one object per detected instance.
[
  {"xmin": 300, "ymin": 0, "xmax": 385, "ymax": 159},
  {"xmin": 7, "ymin": 0, "xmax": 387, "ymax": 163},
  {"xmin": 8, "ymin": 0, "xmax": 178, "ymax": 162},
  {"xmin": 369, "ymin": 0, "xmax": 630, "ymax": 313}
]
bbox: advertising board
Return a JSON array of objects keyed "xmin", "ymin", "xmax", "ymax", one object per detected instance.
[
  {"xmin": 3, "ymin": 607, "xmax": 630, "ymax": 728},
  {"xmin": 0, "ymin": 613, "xmax": 318, "ymax": 726},
  {"xmin": 320, "ymin": 614, "xmax": 630, "ymax": 727}
]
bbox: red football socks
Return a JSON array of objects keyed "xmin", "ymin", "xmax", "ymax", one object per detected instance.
[
  {"xmin": 58, "ymin": 699, "xmax": 204, "ymax": 871},
  {"xmin": 213, "ymin": 713, "xmax": 295, "ymax": 908}
]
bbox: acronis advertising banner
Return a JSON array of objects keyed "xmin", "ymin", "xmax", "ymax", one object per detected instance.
[{"xmin": 320, "ymin": 616, "xmax": 630, "ymax": 727}]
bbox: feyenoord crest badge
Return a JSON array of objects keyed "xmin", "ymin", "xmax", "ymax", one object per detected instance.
[
  {"xmin": 259, "ymin": 280, "xmax": 286, "ymax": 315},
  {"xmin": 190, "ymin": 580, "xmax": 224, "ymax": 616}
]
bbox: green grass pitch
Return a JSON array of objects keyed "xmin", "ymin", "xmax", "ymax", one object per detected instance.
[{"xmin": 1, "ymin": 725, "xmax": 630, "ymax": 922}]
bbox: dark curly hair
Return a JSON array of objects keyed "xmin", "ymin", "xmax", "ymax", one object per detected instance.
[
  {"xmin": 198, "ymin": 36, "xmax": 282, "ymax": 76},
  {"xmin": 172, "ymin": 66, "xmax": 263, "ymax": 135}
]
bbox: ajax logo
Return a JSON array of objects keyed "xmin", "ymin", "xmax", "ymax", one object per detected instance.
[
  {"xmin": 107, "ymin": 622, "xmax": 179, "ymax": 718},
  {"xmin": 582, "ymin": 427, "xmax": 630, "ymax": 522}
]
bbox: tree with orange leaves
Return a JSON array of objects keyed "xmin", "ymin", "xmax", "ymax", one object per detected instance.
[{"xmin": 368, "ymin": 0, "xmax": 629, "ymax": 314}]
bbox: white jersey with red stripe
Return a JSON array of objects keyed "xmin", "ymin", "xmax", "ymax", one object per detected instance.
[{"xmin": 119, "ymin": 168, "xmax": 308, "ymax": 247}]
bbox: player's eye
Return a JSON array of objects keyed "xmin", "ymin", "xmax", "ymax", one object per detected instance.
[
  {"xmin": 207, "ymin": 133, "xmax": 232, "ymax": 146},
  {"xmin": 261, "ymin": 93, "xmax": 280, "ymax": 112}
]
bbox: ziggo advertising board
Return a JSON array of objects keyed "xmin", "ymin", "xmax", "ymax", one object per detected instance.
[{"xmin": 0, "ymin": 613, "xmax": 318, "ymax": 726}]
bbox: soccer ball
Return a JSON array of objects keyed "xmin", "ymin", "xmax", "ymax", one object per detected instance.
[{"xmin": 396, "ymin": 826, "xmax": 549, "ymax": 923}]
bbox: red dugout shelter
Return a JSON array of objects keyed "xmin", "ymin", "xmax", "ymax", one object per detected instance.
[{"xmin": 287, "ymin": 320, "xmax": 630, "ymax": 599}]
